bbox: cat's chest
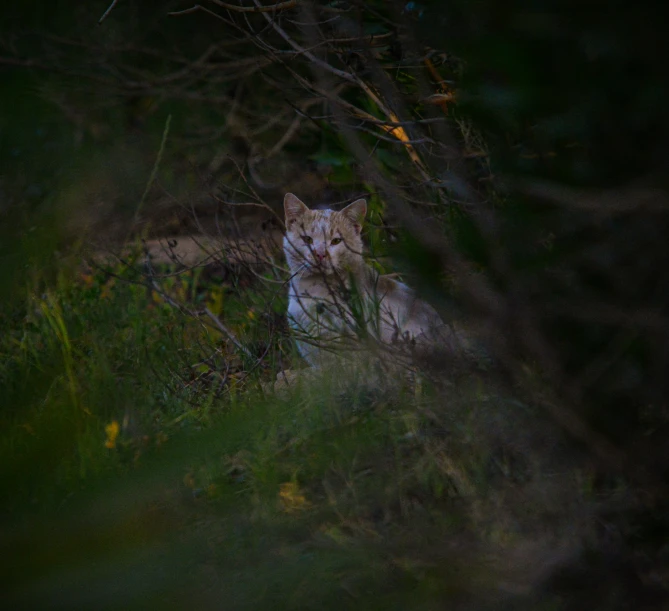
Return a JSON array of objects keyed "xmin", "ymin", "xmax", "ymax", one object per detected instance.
[{"xmin": 288, "ymin": 278, "xmax": 351, "ymax": 322}]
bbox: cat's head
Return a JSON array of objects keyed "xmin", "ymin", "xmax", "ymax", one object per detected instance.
[{"xmin": 283, "ymin": 193, "xmax": 367, "ymax": 275}]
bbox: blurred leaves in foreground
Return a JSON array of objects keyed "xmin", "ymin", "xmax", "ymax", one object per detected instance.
[{"xmin": 2, "ymin": 0, "xmax": 669, "ymax": 609}]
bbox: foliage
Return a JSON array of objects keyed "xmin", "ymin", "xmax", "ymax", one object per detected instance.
[{"xmin": 2, "ymin": 0, "xmax": 669, "ymax": 609}]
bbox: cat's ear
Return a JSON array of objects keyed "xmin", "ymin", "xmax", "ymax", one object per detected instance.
[
  {"xmin": 284, "ymin": 193, "xmax": 309, "ymax": 225},
  {"xmin": 341, "ymin": 198, "xmax": 367, "ymax": 233}
]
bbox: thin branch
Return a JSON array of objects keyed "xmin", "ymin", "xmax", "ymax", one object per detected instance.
[
  {"xmin": 265, "ymin": 114, "xmax": 302, "ymax": 157},
  {"xmin": 145, "ymin": 267, "xmax": 255, "ymax": 361},
  {"xmin": 514, "ymin": 179, "xmax": 669, "ymax": 214},
  {"xmin": 168, "ymin": 5, "xmax": 203, "ymax": 17},
  {"xmin": 98, "ymin": 0, "xmax": 120, "ymax": 24},
  {"xmin": 203, "ymin": 308, "xmax": 255, "ymax": 359},
  {"xmin": 133, "ymin": 114, "xmax": 172, "ymax": 227},
  {"xmin": 210, "ymin": 0, "xmax": 298, "ymax": 12},
  {"xmin": 253, "ymin": 0, "xmax": 358, "ymax": 84}
]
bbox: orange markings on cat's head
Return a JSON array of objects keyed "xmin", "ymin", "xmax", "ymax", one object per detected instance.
[{"xmin": 282, "ymin": 194, "xmax": 368, "ymax": 275}]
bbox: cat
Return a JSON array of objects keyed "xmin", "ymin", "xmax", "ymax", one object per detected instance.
[{"xmin": 282, "ymin": 193, "xmax": 465, "ymax": 370}]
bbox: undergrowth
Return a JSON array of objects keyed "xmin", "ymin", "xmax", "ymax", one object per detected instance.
[{"xmin": 0, "ymin": 254, "xmax": 592, "ymax": 610}]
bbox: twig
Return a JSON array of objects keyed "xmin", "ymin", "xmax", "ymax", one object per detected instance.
[
  {"xmin": 210, "ymin": 0, "xmax": 298, "ymax": 12},
  {"xmin": 202, "ymin": 308, "xmax": 255, "ymax": 359},
  {"xmin": 98, "ymin": 0, "xmax": 120, "ymax": 24},
  {"xmin": 265, "ymin": 114, "xmax": 302, "ymax": 157},
  {"xmin": 148, "ymin": 273, "xmax": 255, "ymax": 360},
  {"xmin": 133, "ymin": 114, "xmax": 172, "ymax": 227},
  {"xmin": 253, "ymin": 1, "xmax": 358, "ymax": 84},
  {"xmin": 285, "ymin": 66, "xmax": 432, "ymax": 179},
  {"xmin": 168, "ymin": 5, "xmax": 203, "ymax": 17},
  {"xmin": 514, "ymin": 178, "xmax": 669, "ymax": 214}
]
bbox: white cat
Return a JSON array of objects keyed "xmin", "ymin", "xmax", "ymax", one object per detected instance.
[{"xmin": 283, "ymin": 193, "xmax": 463, "ymax": 368}]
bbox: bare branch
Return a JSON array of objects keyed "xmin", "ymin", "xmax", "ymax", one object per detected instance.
[
  {"xmin": 98, "ymin": 0, "xmax": 120, "ymax": 24},
  {"xmin": 168, "ymin": 5, "xmax": 204, "ymax": 17},
  {"xmin": 210, "ymin": 0, "xmax": 298, "ymax": 12},
  {"xmin": 202, "ymin": 308, "xmax": 255, "ymax": 359}
]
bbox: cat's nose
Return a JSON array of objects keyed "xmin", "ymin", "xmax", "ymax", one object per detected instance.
[{"xmin": 314, "ymin": 249, "xmax": 327, "ymax": 261}]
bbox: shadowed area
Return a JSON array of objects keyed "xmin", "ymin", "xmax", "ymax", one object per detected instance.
[{"xmin": 2, "ymin": 1, "xmax": 669, "ymax": 609}]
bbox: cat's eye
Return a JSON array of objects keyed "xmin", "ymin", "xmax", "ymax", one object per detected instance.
[
  {"xmin": 330, "ymin": 237, "xmax": 343, "ymax": 245},
  {"xmin": 301, "ymin": 235, "xmax": 313, "ymax": 245}
]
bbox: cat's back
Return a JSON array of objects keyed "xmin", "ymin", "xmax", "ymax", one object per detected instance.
[{"xmin": 372, "ymin": 274, "xmax": 444, "ymax": 337}]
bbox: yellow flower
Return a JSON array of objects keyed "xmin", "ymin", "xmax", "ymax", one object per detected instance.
[
  {"xmin": 247, "ymin": 310, "xmax": 256, "ymax": 320},
  {"xmin": 104, "ymin": 420, "xmax": 120, "ymax": 449},
  {"xmin": 279, "ymin": 482, "xmax": 310, "ymax": 513},
  {"xmin": 183, "ymin": 472, "xmax": 196, "ymax": 489},
  {"xmin": 100, "ymin": 278, "xmax": 115, "ymax": 300}
]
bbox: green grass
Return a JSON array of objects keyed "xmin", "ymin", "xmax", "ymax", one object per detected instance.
[{"xmin": 0, "ymin": 250, "xmax": 585, "ymax": 611}]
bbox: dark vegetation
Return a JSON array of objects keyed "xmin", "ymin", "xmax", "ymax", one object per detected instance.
[{"xmin": 2, "ymin": 1, "xmax": 669, "ymax": 608}]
